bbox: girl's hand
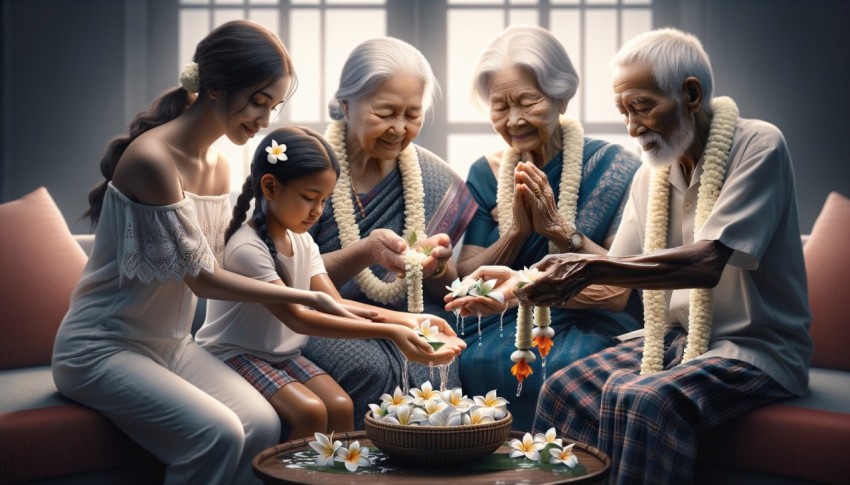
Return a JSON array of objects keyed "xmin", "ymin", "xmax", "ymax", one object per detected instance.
[
  {"xmin": 366, "ymin": 228, "xmax": 408, "ymax": 275},
  {"xmin": 389, "ymin": 327, "xmax": 457, "ymax": 365},
  {"xmin": 415, "ymin": 313, "xmax": 458, "ymax": 338}
]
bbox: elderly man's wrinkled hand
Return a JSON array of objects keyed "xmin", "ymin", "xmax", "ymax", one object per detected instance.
[{"xmin": 516, "ymin": 253, "xmax": 595, "ymax": 308}]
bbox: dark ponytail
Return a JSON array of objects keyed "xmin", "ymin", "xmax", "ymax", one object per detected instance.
[
  {"xmin": 84, "ymin": 19, "xmax": 294, "ymax": 227},
  {"xmin": 84, "ymin": 87, "xmax": 194, "ymax": 227}
]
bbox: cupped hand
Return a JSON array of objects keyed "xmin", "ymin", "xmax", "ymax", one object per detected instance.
[
  {"xmin": 391, "ymin": 327, "xmax": 457, "ymax": 365},
  {"xmin": 367, "ymin": 228, "xmax": 408, "ymax": 275},
  {"xmin": 415, "ymin": 233, "xmax": 453, "ymax": 278},
  {"xmin": 443, "ymin": 265, "xmax": 519, "ymax": 317},
  {"xmin": 415, "ymin": 313, "xmax": 458, "ymax": 338}
]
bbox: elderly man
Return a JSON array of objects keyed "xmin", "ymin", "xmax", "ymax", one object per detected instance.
[{"xmin": 512, "ymin": 28, "xmax": 812, "ymax": 483}]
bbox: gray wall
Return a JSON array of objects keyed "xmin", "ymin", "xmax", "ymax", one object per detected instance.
[{"xmin": 2, "ymin": 0, "xmax": 848, "ymax": 234}]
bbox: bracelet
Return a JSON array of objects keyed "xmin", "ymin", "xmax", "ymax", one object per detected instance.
[{"xmin": 430, "ymin": 261, "xmax": 449, "ymax": 280}]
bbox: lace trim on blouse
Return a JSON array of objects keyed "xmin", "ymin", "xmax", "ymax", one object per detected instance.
[{"xmin": 105, "ymin": 184, "xmax": 230, "ymax": 284}]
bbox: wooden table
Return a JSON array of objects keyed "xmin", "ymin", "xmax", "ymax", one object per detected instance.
[{"xmin": 253, "ymin": 431, "xmax": 610, "ymax": 484}]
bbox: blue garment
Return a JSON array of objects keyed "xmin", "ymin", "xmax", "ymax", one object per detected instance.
[{"xmin": 459, "ymin": 138, "xmax": 643, "ymax": 431}]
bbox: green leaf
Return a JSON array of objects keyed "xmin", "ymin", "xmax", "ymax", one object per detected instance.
[{"xmin": 427, "ymin": 340, "xmax": 445, "ymax": 350}]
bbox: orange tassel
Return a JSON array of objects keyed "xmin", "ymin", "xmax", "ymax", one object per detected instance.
[
  {"xmin": 533, "ymin": 336, "xmax": 554, "ymax": 359},
  {"xmin": 511, "ymin": 359, "xmax": 534, "ymax": 382}
]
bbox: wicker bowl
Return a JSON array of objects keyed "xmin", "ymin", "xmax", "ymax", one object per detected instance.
[{"xmin": 364, "ymin": 411, "xmax": 512, "ymax": 466}]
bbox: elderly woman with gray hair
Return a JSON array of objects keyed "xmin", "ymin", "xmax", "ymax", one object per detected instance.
[
  {"xmin": 445, "ymin": 25, "xmax": 643, "ymax": 430},
  {"xmin": 303, "ymin": 37, "xmax": 476, "ymax": 428}
]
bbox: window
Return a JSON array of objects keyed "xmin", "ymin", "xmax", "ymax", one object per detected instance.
[{"xmin": 178, "ymin": 0, "xmax": 652, "ymax": 191}]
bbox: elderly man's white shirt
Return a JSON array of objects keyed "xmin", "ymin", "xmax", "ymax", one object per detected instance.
[{"xmin": 609, "ymin": 118, "xmax": 812, "ymax": 396}]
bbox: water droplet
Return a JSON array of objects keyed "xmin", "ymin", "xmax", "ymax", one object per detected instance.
[
  {"xmin": 401, "ymin": 357, "xmax": 410, "ymax": 395},
  {"xmin": 429, "ymin": 361, "xmax": 434, "ymax": 381},
  {"xmin": 438, "ymin": 363, "xmax": 450, "ymax": 392},
  {"xmin": 460, "ymin": 315, "xmax": 465, "ymax": 336},
  {"xmin": 542, "ymin": 357, "xmax": 547, "ymax": 380},
  {"xmin": 516, "ymin": 382, "xmax": 523, "ymax": 397},
  {"xmin": 499, "ymin": 303, "xmax": 508, "ymax": 339},
  {"xmin": 477, "ymin": 313, "xmax": 483, "ymax": 346}
]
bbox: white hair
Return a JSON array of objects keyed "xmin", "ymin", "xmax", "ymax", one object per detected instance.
[
  {"xmin": 471, "ymin": 24, "xmax": 579, "ymax": 108},
  {"xmin": 612, "ymin": 28, "xmax": 714, "ymax": 109},
  {"xmin": 328, "ymin": 37, "xmax": 439, "ymax": 121}
]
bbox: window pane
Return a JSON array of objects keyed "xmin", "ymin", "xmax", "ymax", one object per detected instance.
[
  {"xmin": 327, "ymin": 0, "xmax": 385, "ymax": 4},
  {"xmin": 623, "ymin": 0, "xmax": 651, "ymax": 5},
  {"xmin": 288, "ymin": 9, "xmax": 322, "ymax": 123},
  {"xmin": 248, "ymin": 8, "xmax": 279, "ymax": 35},
  {"xmin": 291, "ymin": 0, "xmax": 319, "ymax": 4},
  {"xmin": 447, "ymin": 9, "xmax": 503, "ymax": 122},
  {"xmin": 181, "ymin": 0, "xmax": 210, "ymax": 4},
  {"xmin": 550, "ymin": 0, "xmax": 579, "ymax": 4},
  {"xmin": 447, "ymin": 133, "xmax": 504, "ymax": 179},
  {"xmin": 622, "ymin": 8, "xmax": 652, "ymax": 45},
  {"xmin": 213, "ymin": 8, "xmax": 244, "ymax": 27},
  {"xmin": 448, "ymin": 0, "xmax": 502, "ymax": 5},
  {"xmin": 585, "ymin": 0, "xmax": 616, "ymax": 5},
  {"xmin": 584, "ymin": 9, "xmax": 619, "ymax": 122},
  {"xmin": 249, "ymin": 0, "xmax": 278, "ymax": 4},
  {"xmin": 180, "ymin": 9, "xmax": 209, "ymax": 70},
  {"xmin": 324, "ymin": 9, "xmax": 386, "ymax": 122},
  {"xmin": 550, "ymin": 9, "xmax": 581, "ymax": 120},
  {"xmin": 510, "ymin": 0, "xmax": 538, "ymax": 5},
  {"xmin": 214, "ymin": 0, "xmax": 243, "ymax": 4},
  {"xmin": 508, "ymin": 8, "xmax": 538, "ymax": 25}
]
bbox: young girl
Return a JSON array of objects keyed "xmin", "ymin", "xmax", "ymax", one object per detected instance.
[
  {"xmin": 197, "ymin": 127, "xmax": 464, "ymax": 439},
  {"xmin": 52, "ymin": 21, "xmax": 363, "ymax": 485}
]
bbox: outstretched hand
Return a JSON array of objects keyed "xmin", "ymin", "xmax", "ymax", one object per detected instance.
[
  {"xmin": 514, "ymin": 253, "xmax": 596, "ymax": 308},
  {"xmin": 391, "ymin": 327, "xmax": 460, "ymax": 365}
]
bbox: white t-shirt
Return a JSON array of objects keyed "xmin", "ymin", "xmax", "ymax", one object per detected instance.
[
  {"xmin": 196, "ymin": 224, "xmax": 327, "ymax": 363},
  {"xmin": 610, "ymin": 118, "xmax": 813, "ymax": 396}
]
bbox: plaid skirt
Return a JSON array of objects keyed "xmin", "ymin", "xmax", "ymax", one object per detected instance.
[
  {"xmin": 533, "ymin": 327, "xmax": 794, "ymax": 484},
  {"xmin": 225, "ymin": 353, "xmax": 326, "ymax": 399}
]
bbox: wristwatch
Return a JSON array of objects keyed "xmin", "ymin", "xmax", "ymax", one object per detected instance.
[{"xmin": 568, "ymin": 231, "xmax": 585, "ymax": 252}]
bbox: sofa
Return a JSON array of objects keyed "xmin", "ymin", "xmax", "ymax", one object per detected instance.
[{"xmin": 1, "ymin": 187, "xmax": 848, "ymax": 484}]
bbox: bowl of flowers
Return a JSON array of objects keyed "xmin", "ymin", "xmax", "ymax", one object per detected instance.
[{"xmin": 364, "ymin": 382, "xmax": 512, "ymax": 466}]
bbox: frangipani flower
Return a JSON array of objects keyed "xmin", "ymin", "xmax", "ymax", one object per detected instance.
[
  {"xmin": 410, "ymin": 381, "xmax": 440, "ymax": 406},
  {"xmin": 469, "ymin": 278, "xmax": 505, "ymax": 304},
  {"xmin": 380, "ymin": 386, "xmax": 413, "ymax": 413},
  {"xmin": 548, "ymin": 443, "xmax": 579, "ymax": 467},
  {"xmin": 368, "ymin": 402, "xmax": 391, "ymax": 419},
  {"xmin": 446, "ymin": 277, "xmax": 476, "ymax": 299},
  {"xmin": 416, "ymin": 319, "xmax": 440, "ymax": 341},
  {"xmin": 426, "ymin": 405, "xmax": 462, "ymax": 426},
  {"xmin": 307, "ymin": 432, "xmax": 341, "ymax": 466},
  {"xmin": 440, "ymin": 388, "xmax": 474, "ymax": 410},
  {"xmin": 383, "ymin": 404, "xmax": 426, "ymax": 426},
  {"xmin": 534, "ymin": 427, "xmax": 563, "ymax": 448},
  {"xmin": 516, "ymin": 266, "xmax": 542, "ymax": 287},
  {"xmin": 420, "ymin": 399, "xmax": 448, "ymax": 417},
  {"xmin": 509, "ymin": 432, "xmax": 545, "ymax": 461},
  {"xmin": 473, "ymin": 389, "xmax": 509, "ymax": 419},
  {"xmin": 334, "ymin": 440, "xmax": 371, "ymax": 471},
  {"xmin": 468, "ymin": 405, "xmax": 496, "ymax": 425},
  {"xmin": 265, "ymin": 139, "xmax": 287, "ymax": 164}
]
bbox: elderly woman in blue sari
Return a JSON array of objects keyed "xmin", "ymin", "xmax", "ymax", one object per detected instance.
[
  {"xmin": 304, "ymin": 37, "xmax": 476, "ymax": 428},
  {"xmin": 446, "ymin": 25, "xmax": 643, "ymax": 430}
]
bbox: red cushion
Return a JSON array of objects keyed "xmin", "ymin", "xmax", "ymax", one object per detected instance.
[
  {"xmin": 804, "ymin": 192, "xmax": 850, "ymax": 370},
  {"xmin": 0, "ymin": 188, "xmax": 87, "ymax": 369},
  {"xmin": 698, "ymin": 403, "xmax": 850, "ymax": 484},
  {"xmin": 0, "ymin": 404, "xmax": 162, "ymax": 483}
]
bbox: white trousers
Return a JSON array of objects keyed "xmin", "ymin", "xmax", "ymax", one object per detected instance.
[{"xmin": 53, "ymin": 338, "xmax": 280, "ymax": 485}]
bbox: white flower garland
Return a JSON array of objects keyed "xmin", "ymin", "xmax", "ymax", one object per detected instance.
[
  {"xmin": 326, "ymin": 120, "xmax": 426, "ymax": 309},
  {"xmin": 640, "ymin": 96, "xmax": 739, "ymax": 374},
  {"xmin": 496, "ymin": 116, "xmax": 584, "ymax": 255}
]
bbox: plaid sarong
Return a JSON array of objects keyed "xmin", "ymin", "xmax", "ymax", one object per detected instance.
[
  {"xmin": 533, "ymin": 327, "xmax": 793, "ymax": 484},
  {"xmin": 225, "ymin": 354, "xmax": 326, "ymax": 399}
]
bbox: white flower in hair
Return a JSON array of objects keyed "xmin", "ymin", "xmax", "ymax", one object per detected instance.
[
  {"xmin": 179, "ymin": 62, "xmax": 200, "ymax": 93},
  {"xmin": 266, "ymin": 140, "xmax": 287, "ymax": 164}
]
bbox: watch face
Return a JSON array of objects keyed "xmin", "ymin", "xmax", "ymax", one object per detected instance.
[{"xmin": 571, "ymin": 233, "xmax": 584, "ymax": 250}]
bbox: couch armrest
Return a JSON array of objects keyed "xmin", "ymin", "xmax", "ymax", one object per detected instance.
[{"xmin": 74, "ymin": 234, "xmax": 95, "ymax": 257}]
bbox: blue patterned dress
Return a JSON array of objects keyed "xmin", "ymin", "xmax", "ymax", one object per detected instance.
[{"xmin": 459, "ymin": 138, "xmax": 643, "ymax": 430}]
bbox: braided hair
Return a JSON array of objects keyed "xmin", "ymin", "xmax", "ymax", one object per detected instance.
[{"xmin": 226, "ymin": 127, "xmax": 339, "ymax": 285}]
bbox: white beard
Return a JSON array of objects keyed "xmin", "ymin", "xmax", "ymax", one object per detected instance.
[{"xmin": 636, "ymin": 109, "xmax": 694, "ymax": 169}]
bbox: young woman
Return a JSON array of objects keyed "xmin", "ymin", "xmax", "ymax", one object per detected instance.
[
  {"xmin": 52, "ymin": 20, "xmax": 363, "ymax": 484},
  {"xmin": 197, "ymin": 127, "xmax": 464, "ymax": 440}
]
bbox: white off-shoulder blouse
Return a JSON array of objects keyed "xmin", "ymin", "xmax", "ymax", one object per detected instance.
[{"xmin": 53, "ymin": 183, "xmax": 230, "ymax": 362}]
